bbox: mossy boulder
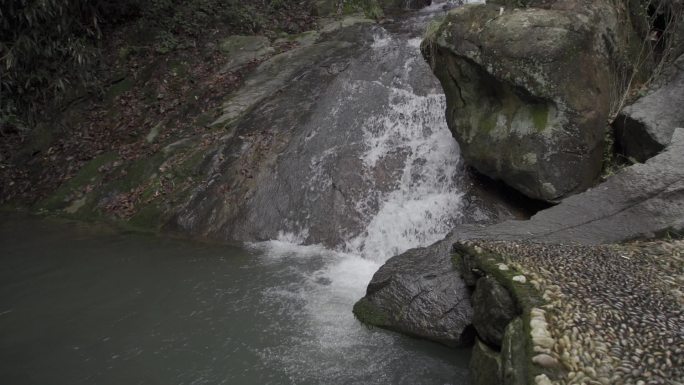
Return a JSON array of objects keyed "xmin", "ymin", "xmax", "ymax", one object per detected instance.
[{"xmin": 422, "ymin": 1, "xmax": 647, "ymax": 201}]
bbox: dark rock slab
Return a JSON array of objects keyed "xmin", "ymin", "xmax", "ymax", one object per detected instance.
[
  {"xmin": 614, "ymin": 54, "xmax": 684, "ymax": 162},
  {"xmin": 352, "ymin": 237, "xmax": 474, "ymax": 347},
  {"xmin": 472, "ymin": 276, "xmax": 517, "ymax": 348},
  {"xmin": 449, "ymin": 127, "xmax": 684, "ymax": 245}
]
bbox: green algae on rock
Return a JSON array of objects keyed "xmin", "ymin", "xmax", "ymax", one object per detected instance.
[{"xmin": 421, "ymin": 1, "xmax": 649, "ymax": 201}]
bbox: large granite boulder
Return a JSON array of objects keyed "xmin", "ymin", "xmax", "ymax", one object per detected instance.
[
  {"xmin": 614, "ymin": 54, "xmax": 684, "ymax": 162},
  {"xmin": 421, "ymin": 1, "xmax": 646, "ymax": 201},
  {"xmin": 352, "ymin": 237, "xmax": 474, "ymax": 347}
]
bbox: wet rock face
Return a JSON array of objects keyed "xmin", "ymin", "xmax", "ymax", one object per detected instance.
[
  {"xmin": 472, "ymin": 276, "xmax": 517, "ymax": 348},
  {"xmin": 614, "ymin": 54, "xmax": 684, "ymax": 162},
  {"xmin": 352, "ymin": 237, "xmax": 475, "ymax": 347},
  {"xmin": 422, "ymin": 1, "xmax": 644, "ymax": 201}
]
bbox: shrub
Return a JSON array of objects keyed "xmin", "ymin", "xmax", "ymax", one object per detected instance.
[
  {"xmin": 0, "ymin": 0, "xmax": 274, "ymax": 134},
  {"xmin": 0, "ymin": 0, "xmax": 144, "ymax": 134}
]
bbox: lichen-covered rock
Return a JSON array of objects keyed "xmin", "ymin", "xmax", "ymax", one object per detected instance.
[
  {"xmin": 422, "ymin": 1, "xmax": 645, "ymax": 201},
  {"xmin": 472, "ymin": 276, "xmax": 518, "ymax": 348},
  {"xmin": 614, "ymin": 54, "xmax": 684, "ymax": 162},
  {"xmin": 352, "ymin": 237, "xmax": 474, "ymax": 347},
  {"xmin": 470, "ymin": 338, "xmax": 503, "ymax": 385}
]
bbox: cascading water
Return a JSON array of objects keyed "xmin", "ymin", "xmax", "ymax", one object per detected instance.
[
  {"xmin": 348, "ymin": 85, "xmax": 462, "ymax": 260},
  {"xmin": 247, "ymin": 7, "xmax": 477, "ymax": 384}
]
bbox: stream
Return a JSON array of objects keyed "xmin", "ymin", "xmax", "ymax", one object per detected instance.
[{"xmin": 1, "ymin": 3, "xmax": 486, "ymax": 384}]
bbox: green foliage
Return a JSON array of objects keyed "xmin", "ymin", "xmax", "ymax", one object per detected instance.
[
  {"xmin": 1, "ymin": 0, "xmax": 99, "ymax": 131},
  {"xmin": 609, "ymin": 0, "xmax": 684, "ymax": 119},
  {"xmin": 270, "ymin": 0, "xmax": 286, "ymax": 10},
  {"xmin": 0, "ymin": 0, "xmax": 293, "ymax": 133},
  {"xmin": 340, "ymin": 0, "xmax": 384, "ymax": 19},
  {"xmin": 421, "ymin": 19, "xmax": 443, "ymax": 69},
  {"xmin": 0, "ymin": 0, "xmax": 143, "ymax": 132}
]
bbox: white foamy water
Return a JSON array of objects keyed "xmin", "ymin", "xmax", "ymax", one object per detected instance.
[
  {"xmin": 348, "ymin": 87, "xmax": 463, "ymax": 260},
  {"xmin": 347, "ymin": 31, "xmax": 463, "ymax": 261},
  {"xmin": 247, "ymin": 19, "xmax": 468, "ymax": 385}
]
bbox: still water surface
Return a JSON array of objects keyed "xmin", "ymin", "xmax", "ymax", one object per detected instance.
[{"xmin": 0, "ymin": 215, "xmax": 469, "ymax": 385}]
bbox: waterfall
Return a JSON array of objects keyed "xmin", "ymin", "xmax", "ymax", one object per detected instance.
[{"xmin": 247, "ymin": 18, "xmax": 470, "ymax": 384}]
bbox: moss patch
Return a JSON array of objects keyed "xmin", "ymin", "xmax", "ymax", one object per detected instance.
[
  {"xmin": 530, "ymin": 103, "xmax": 549, "ymax": 132},
  {"xmin": 353, "ymin": 297, "xmax": 388, "ymax": 326},
  {"xmin": 127, "ymin": 203, "xmax": 164, "ymax": 230},
  {"xmin": 38, "ymin": 152, "xmax": 119, "ymax": 211},
  {"xmin": 480, "ymin": 113, "xmax": 498, "ymax": 134},
  {"xmin": 341, "ymin": 0, "xmax": 384, "ymax": 19}
]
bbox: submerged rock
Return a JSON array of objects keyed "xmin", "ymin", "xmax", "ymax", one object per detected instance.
[
  {"xmin": 353, "ymin": 237, "xmax": 474, "ymax": 347},
  {"xmin": 421, "ymin": 1, "xmax": 646, "ymax": 201},
  {"xmin": 614, "ymin": 54, "xmax": 684, "ymax": 162}
]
